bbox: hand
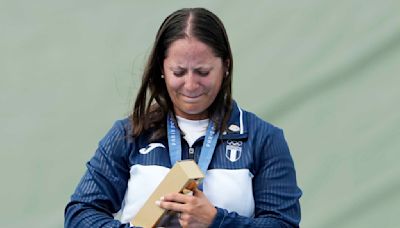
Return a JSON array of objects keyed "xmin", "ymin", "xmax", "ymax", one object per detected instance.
[{"xmin": 156, "ymin": 187, "xmax": 217, "ymax": 228}]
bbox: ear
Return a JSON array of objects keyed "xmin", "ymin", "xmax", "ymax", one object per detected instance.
[
  {"xmin": 224, "ymin": 59, "xmax": 231, "ymax": 76},
  {"xmin": 224, "ymin": 59, "xmax": 230, "ymax": 69},
  {"xmin": 160, "ymin": 66, "xmax": 165, "ymax": 76}
]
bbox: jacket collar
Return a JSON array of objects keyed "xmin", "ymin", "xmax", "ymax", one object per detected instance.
[{"xmin": 221, "ymin": 100, "xmax": 248, "ymax": 140}]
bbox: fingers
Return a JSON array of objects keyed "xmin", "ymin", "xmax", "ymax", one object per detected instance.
[
  {"xmin": 156, "ymin": 191, "xmax": 199, "ymax": 214},
  {"xmin": 156, "ymin": 189, "xmax": 216, "ymax": 228},
  {"xmin": 156, "ymin": 197, "xmax": 187, "ymax": 212},
  {"xmin": 156, "ymin": 191, "xmax": 198, "ymax": 213},
  {"xmin": 165, "ymin": 191, "xmax": 195, "ymax": 203}
]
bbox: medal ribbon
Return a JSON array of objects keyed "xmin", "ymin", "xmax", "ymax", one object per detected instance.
[{"xmin": 167, "ymin": 113, "xmax": 219, "ymax": 175}]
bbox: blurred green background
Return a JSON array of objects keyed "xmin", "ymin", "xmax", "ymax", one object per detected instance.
[{"xmin": 1, "ymin": 0, "xmax": 399, "ymax": 227}]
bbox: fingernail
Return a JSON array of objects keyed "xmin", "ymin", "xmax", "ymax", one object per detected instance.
[
  {"xmin": 155, "ymin": 200, "xmax": 161, "ymax": 206},
  {"xmin": 160, "ymin": 196, "xmax": 164, "ymax": 201}
]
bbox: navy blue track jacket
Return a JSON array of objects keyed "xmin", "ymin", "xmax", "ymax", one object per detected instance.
[{"xmin": 65, "ymin": 102, "xmax": 302, "ymax": 227}]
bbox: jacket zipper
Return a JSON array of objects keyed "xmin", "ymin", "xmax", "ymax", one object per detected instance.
[{"xmin": 188, "ymin": 147, "xmax": 195, "ymax": 160}]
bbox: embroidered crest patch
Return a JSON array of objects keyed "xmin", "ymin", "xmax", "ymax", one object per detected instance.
[{"xmin": 225, "ymin": 140, "xmax": 242, "ymax": 162}]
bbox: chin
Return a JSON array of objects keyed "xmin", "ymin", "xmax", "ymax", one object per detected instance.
[
  {"xmin": 179, "ymin": 105, "xmax": 208, "ymax": 119},
  {"xmin": 184, "ymin": 108, "xmax": 204, "ymax": 115}
]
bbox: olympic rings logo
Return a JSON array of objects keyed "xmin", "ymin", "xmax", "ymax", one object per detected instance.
[{"xmin": 227, "ymin": 140, "xmax": 242, "ymax": 147}]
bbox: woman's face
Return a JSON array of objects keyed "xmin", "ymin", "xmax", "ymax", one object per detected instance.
[{"xmin": 163, "ymin": 38, "xmax": 225, "ymax": 120}]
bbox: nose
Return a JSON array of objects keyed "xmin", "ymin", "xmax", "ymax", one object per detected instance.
[{"xmin": 184, "ymin": 72, "xmax": 199, "ymax": 92}]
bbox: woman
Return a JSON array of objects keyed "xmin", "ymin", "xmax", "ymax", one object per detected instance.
[{"xmin": 65, "ymin": 8, "xmax": 302, "ymax": 228}]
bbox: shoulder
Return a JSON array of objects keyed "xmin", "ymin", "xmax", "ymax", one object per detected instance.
[
  {"xmin": 98, "ymin": 117, "xmax": 135, "ymax": 152},
  {"xmin": 238, "ymin": 107, "xmax": 293, "ymax": 171},
  {"xmin": 102, "ymin": 117, "xmax": 131, "ymax": 139},
  {"xmin": 236, "ymin": 106, "xmax": 290, "ymax": 158},
  {"xmin": 240, "ymin": 106, "xmax": 283, "ymax": 138},
  {"xmin": 227, "ymin": 101, "xmax": 284, "ymax": 140},
  {"xmin": 113, "ymin": 117, "xmax": 132, "ymax": 134}
]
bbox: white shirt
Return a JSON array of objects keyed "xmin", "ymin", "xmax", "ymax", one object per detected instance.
[{"xmin": 176, "ymin": 116, "xmax": 209, "ymax": 147}]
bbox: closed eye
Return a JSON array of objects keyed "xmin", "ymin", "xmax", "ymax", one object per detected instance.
[
  {"xmin": 196, "ymin": 70, "xmax": 209, "ymax": 76},
  {"xmin": 173, "ymin": 70, "xmax": 186, "ymax": 77}
]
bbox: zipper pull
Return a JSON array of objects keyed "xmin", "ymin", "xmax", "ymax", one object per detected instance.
[{"xmin": 189, "ymin": 147, "xmax": 195, "ymax": 159}]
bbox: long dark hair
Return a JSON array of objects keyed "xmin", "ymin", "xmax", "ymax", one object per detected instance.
[{"xmin": 131, "ymin": 8, "xmax": 233, "ymax": 140}]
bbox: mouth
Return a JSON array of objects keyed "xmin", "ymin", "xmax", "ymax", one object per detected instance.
[
  {"xmin": 184, "ymin": 94, "xmax": 201, "ymax": 98},
  {"xmin": 180, "ymin": 94, "xmax": 203, "ymax": 102}
]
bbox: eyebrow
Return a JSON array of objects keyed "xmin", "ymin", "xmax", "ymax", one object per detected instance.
[
  {"xmin": 168, "ymin": 66, "xmax": 213, "ymax": 71},
  {"xmin": 169, "ymin": 66, "xmax": 186, "ymax": 71}
]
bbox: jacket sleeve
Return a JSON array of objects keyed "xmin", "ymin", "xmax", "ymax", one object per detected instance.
[
  {"xmin": 65, "ymin": 120, "xmax": 133, "ymax": 228},
  {"xmin": 210, "ymin": 127, "xmax": 302, "ymax": 228}
]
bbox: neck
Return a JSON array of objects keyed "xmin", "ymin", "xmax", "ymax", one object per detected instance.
[{"xmin": 174, "ymin": 109, "xmax": 208, "ymax": 120}]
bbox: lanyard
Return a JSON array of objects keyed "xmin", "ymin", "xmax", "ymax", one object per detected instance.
[{"xmin": 167, "ymin": 114, "xmax": 220, "ymax": 175}]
